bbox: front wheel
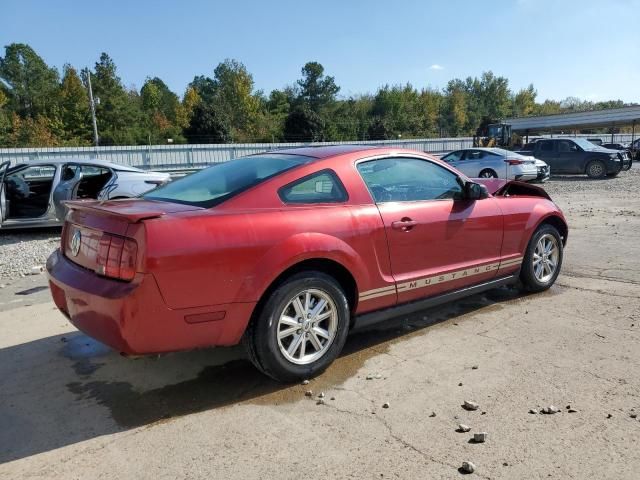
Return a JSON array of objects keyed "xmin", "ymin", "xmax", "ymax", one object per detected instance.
[
  {"xmin": 244, "ymin": 271, "xmax": 350, "ymax": 382},
  {"xmin": 520, "ymin": 224, "xmax": 563, "ymax": 293},
  {"xmin": 586, "ymin": 160, "xmax": 606, "ymax": 179}
]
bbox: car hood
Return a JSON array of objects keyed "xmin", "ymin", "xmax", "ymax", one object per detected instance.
[
  {"xmin": 474, "ymin": 178, "xmax": 551, "ymax": 200},
  {"xmin": 586, "ymin": 146, "xmax": 621, "ymax": 154}
]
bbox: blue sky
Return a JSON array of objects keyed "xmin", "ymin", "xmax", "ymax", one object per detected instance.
[{"xmin": 3, "ymin": 0, "xmax": 639, "ymax": 102}]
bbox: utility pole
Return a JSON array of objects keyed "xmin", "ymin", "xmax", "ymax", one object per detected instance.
[{"xmin": 85, "ymin": 69, "xmax": 99, "ymax": 146}]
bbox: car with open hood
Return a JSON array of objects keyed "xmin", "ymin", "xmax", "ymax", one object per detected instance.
[{"xmin": 47, "ymin": 146, "xmax": 568, "ymax": 382}]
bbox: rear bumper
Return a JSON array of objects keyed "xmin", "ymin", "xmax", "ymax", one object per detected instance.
[{"xmin": 46, "ymin": 249, "xmax": 255, "ymax": 355}]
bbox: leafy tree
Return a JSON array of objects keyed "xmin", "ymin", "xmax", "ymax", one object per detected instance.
[
  {"xmin": 283, "ymin": 106, "xmax": 326, "ymax": 142},
  {"xmin": 512, "ymin": 84, "xmax": 537, "ymax": 117},
  {"xmin": 184, "ymin": 102, "xmax": 230, "ymax": 143},
  {"xmin": 296, "ymin": 62, "xmax": 339, "ymax": 113},
  {"xmin": 0, "ymin": 43, "xmax": 59, "ymax": 119},
  {"xmin": 59, "ymin": 65, "xmax": 91, "ymax": 144},
  {"xmin": 89, "ymin": 53, "xmax": 145, "ymax": 145}
]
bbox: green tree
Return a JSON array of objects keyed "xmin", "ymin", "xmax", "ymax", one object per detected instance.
[
  {"xmin": 89, "ymin": 53, "xmax": 145, "ymax": 145},
  {"xmin": 283, "ymin": 107, "xmax": 326, "ymax": 142},
  {"xmin": 296, "ymin": 62, "xmax": 339, "ymax": 113},
  {"xmin": 0, "ymin": 43, "xmax": 59, "ymax": 119},
  {"xmin": 512, "ymin": 84, "xmax": 537, "ymax": 117},
  {"xmin": 59, "ymin": 65, "xmax": 91, "ymax": 145},
  {"xmin": 184, "ymin": 102, "xmax": 230, "ymax": 143}
]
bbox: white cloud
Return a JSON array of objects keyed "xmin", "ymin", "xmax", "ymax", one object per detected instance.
[{"xmin": 429, "ymin": 64, "xmax": 444, "ymax": 71}]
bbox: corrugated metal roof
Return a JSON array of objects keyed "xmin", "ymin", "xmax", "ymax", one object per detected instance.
[{"xmin": 505, "ymin": 105, "xmax": 640, "ymax": 132}]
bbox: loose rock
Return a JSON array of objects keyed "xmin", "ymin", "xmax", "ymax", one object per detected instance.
[
  {"xmin": 382, "ymin": 402, "xmax": 390, "ymax": 409},
  {"xmin": 568, "ymin": 408, "xmax": 577, "ymax": 413},
  {"xmin": 316, "ymin": 399, "xmax": 325, "ymax": 405},
  {"xmin": 429, "ymin": 411, "xmax": 436, "ymax": 417},
  {"xmin": 460, "ymin": 461, "xmax": 476, "ymax": 474},
  {"xmin": 463, "ymin": 400, "xmax": 480, "ymax": 411},
  {"xmin": 302, "ymin": 379, "xmax": 309, "ymax": 385},
  {"xmin": 457, "ymin": 424, "xmax": 471, "ymax": 433},
  {"xmin": 529, "ymin": 409, "xmax": 539, "ymax": 414},
  {"xmin": 541, "ymin": 406, "xmax": 559, "ymax": 414},
  {"xmin": 317, "ymin": 392, "xmax": 325, "ymax": 398},
  {"xmin": 473, "ymin": 432, "xmax": 487, "ymax": 443},
  {"xmin": 471, "ymin": 365, "xmax": 479, "ymax": 370},
  {"xmin": 304, "ymin": 390, "xmax": 313, "ymax": 397}
]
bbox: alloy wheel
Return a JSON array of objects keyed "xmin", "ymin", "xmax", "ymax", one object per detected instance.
[
  {"xmin": 276, "ymin": 288, "xmax": 338, "ymax": 365},
  {"xmin": 532, "ymin": 233, "xmax": 559, "ymax": 283}
]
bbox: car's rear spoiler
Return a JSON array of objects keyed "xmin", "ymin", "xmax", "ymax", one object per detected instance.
[{"xmin": 63, "ymin": 199, "xmax": 202, "ymax": 223}]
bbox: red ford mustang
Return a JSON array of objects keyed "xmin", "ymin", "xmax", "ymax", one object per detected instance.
[{"xmin": 47, "ymin": 146, "xmax": 567, "ymax": 381}]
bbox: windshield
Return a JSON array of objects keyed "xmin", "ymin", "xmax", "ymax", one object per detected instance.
[
  {"xmin": 144, "ymin": 153, "xmax": 313, "ymax": 207},
  {"xmin": 572, "ymin": 138, "xmax": 600, "ymax": 150}
]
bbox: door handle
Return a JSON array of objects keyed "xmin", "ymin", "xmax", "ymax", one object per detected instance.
[{"xmin": 391, "ymin": 218, "xmax": 417, "ymax": 231}]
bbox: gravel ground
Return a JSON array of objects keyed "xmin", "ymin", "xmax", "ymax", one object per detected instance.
[{"xmin": 0, "ymin": 229, "xmax": 60, "ymax": 282}]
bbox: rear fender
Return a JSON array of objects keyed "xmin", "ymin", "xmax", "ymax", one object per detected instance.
[{"xmin": 235, "ymin": 232, "xmax": 368, "ymax": 303}]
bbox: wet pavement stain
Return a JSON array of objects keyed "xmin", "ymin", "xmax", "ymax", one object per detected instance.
[{"xmin": 63, "ymin": 285, "xmax": 543, "ymax": 428}]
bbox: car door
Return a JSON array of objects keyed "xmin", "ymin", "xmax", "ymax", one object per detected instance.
[
  {"xmin": 356, "ymin": 156, "xmax": 503, "ymax": 305},
  {"xmin": 556, "ymin": 140, "xmax": 583, "ymax": 173},
  {"xmin": 0, "ymin": 161, "xmax": 9, "ymax": 228},
  {"xmin": 534, "ymin": 140, "xmax": 560, "ymax": 172}
]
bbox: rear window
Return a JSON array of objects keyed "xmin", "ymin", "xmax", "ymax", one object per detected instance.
[
  {"xmin": 279, "ymin": 170, "xmax": 347, "ymax": 204},
  {"xmin": 144, "ymin": 154, "xmax": 313, "ymax": 207}
]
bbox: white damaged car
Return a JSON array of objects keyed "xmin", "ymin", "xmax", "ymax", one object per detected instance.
[{"xmin": 0, "ymin": 159, "xmax": 170, "ymax": 229}]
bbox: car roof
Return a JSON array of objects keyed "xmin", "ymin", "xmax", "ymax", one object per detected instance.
[
  {"xmin": 271, "ymin": 145, "xmax": 384, "ymax": 159},
  {"xmin": 13, "ymin": 158, "xmax": 146, "ymax": 172}
]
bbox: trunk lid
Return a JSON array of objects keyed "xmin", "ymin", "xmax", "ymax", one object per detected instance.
[{"xmin": 62, "ymin": 199, "xmax": 203, "ymax": 278}]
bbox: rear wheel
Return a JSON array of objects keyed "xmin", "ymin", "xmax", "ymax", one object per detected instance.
[
  {"xmin": 520, "ymin": 224, "xmax": 563, "ymax": 293},
  {"xmin": 586, "ymin": 160, "xmax": 606, "ymax": 179},
  {"xmin": 479, "ymin": 169, "xmax": 498, "ymax": 178},
  {"xmin": 244, "ymin": 271, "xmax": 350, "ymax": 382}
]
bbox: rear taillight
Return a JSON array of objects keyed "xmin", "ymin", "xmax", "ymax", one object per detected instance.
[
  {"xmin": 96, "ymin": 233, "xmax": 138, "ymax": 281},
  {"xmin": 505, "ymin": 159, "xmax": 524, "ymax": 165}
]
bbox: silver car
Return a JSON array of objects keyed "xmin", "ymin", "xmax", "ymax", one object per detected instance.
[
  {"xmin": 441, "ymin": 148, "xmax": 542, "ymax": 182},
  {"xmin": 0, "ymin": 159, "xmax": 170, "ymax": 229}
]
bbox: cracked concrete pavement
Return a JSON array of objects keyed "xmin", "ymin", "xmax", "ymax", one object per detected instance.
[{"xmin": 1, "ymin": 166, "xmax": 639, "ymax": 479}]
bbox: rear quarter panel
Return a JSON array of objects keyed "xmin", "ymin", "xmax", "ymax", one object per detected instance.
[{"xmin": 145, "ymin": 204, "xmax": 394, "ymax": 314}]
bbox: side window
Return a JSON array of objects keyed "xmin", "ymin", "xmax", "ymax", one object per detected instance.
[
  {"xmin": 442, "ymin": 151, "xmax": 462, "ymax": 162},
  {"xmin": 463, "ymin": 151, "xmax": 484, "ymax": 161},
  {"xmin": 539, "ymin": 141, "xmax": 554, "ymax": 152},
  {"xmin": 357, "ymin": 157, "xmax": 463, "ymax": 203},
  {"xmin": 279, "ymin": 170, "xmax": 347, "ymax": 204},
  {"xmin": 557, "ymin": 140, "xmax": 574, "ymax": 153}
]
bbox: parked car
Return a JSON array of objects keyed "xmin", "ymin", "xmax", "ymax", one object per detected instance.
[
  {"xmin": 601, "ymin": 143, "xmax": 629, "ymax": 151},
  {"xmin": 587, "ymin": 138, "xmax": 603, "ymax": 146},
  {"xmin": 47, "ymin": 146, "xmax": 568, "ymax": 382},
  {"xmin": 440, "ymin": 148, "xmax": 541, "ymax": 181},
  {"xmin": 0, "ymin": 159, "xmax": 171, "ymax": 229},
  {"xmin": 518, "ymin": 138, "xmax": 632, "ymax": 179}
]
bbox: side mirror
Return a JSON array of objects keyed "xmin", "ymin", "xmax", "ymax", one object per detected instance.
[{"xmin": 465, "ymin": 181, "xmax": 489, "ymax": 200}]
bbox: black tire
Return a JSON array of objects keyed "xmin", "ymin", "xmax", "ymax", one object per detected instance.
[
  {"xmin": 479, "ymin": 169, "xmax": 498, "ymax": 179},
  {"xmin": 586, "ymin": 160, "xmax": 606, "ymax": 179},
  {"xmin": 243, "ymin": 271, "xmax": 350, "ymax": 383},
  {"xmin": 520, "ymin": 224, "xmax": 563, "ymax": 293}
]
